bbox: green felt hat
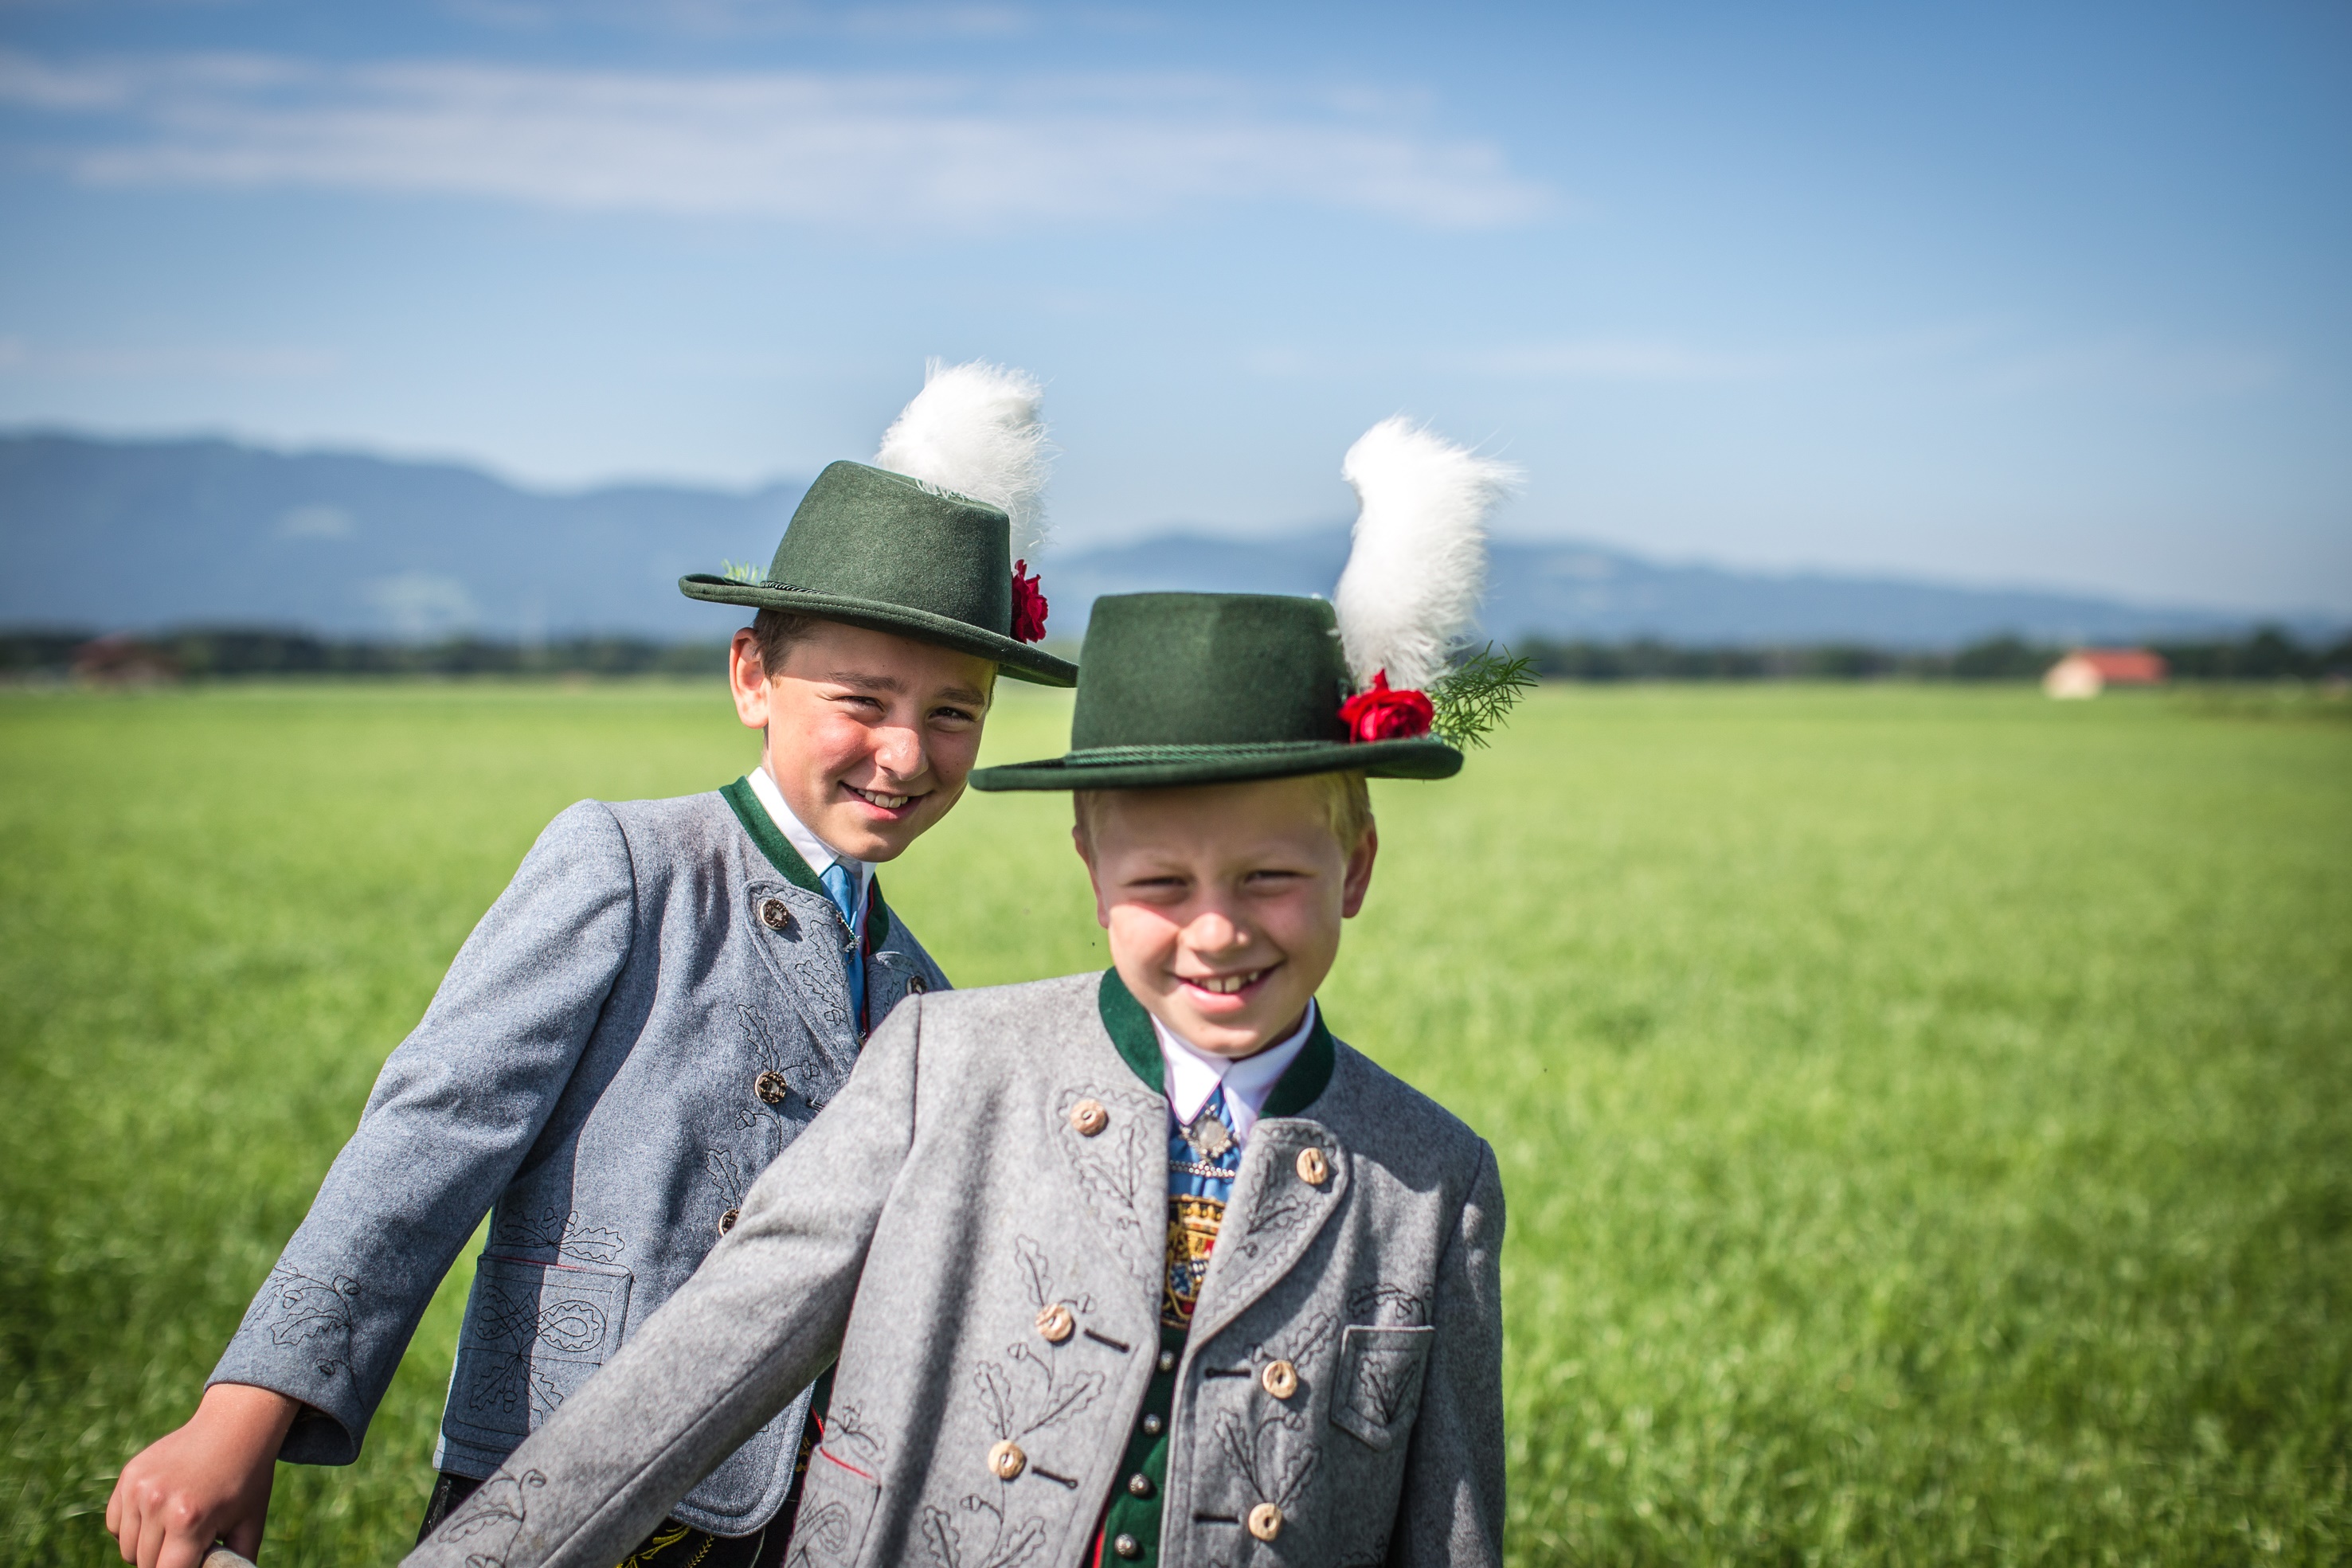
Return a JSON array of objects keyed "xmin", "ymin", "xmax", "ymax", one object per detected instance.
[
  {"xmin": 680, "ymin": 459, "xmax": 1076, "ymax": 686},
  {"xmin": 970, "ymin": 592, "xmax": 1462, "ymax": 791}
]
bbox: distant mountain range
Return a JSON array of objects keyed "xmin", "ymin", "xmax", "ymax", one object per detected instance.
[{"xmin": 0, "ymin": 432, "xmax": 2321, "ymax": 648}]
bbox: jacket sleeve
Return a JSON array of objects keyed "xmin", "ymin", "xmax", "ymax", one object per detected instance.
[
  {"xmin": 403, "ymin": 991, "xmax": 926, "ymax": 1568},
  {"xmin": 207, "ymin": 800, "xmax": 638, "ymax": 1463},
  {"xmin": 1388, "ymin": 1141, "xmax": 1508, "ymax": 1567}
]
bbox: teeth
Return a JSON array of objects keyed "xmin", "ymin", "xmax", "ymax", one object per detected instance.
[
  {"xmin": 852, "ymin": 787, "xmax": 912, "ymax": 809},
  {"xmin": 1192, "ymin": 970, "xmax": 1263, "ymax": 995}
]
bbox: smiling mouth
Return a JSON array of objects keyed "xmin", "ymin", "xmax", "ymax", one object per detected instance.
[
  {"xmin": 845, "ymin": 784, "xmax": 918, "ymax": 811},
  {"xmin": 1184, "ymin": 967, "xmax": 1271, "ymax": 995}
]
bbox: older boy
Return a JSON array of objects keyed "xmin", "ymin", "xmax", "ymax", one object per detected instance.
[
  {"xmin": 107, "ymin": 366, "xmax": 1075, "ymax": 1568},
  {"xmin": 403, "ymin": 586, "xmax": 1509, "ymax": 1568}
]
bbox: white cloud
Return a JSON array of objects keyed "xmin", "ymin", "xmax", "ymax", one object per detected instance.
[{"xmin": 0, "ymin": 49, "xmax": 1552, "ymax": 229}]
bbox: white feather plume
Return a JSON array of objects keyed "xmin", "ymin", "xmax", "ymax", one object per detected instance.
[
  {"xmin": 873, "ymin": 359, "xmax": 1053, "ymax": 558},
  {"xmin": 1332, "ymin": 416, "xmax": 1520, "ymax": 691}
]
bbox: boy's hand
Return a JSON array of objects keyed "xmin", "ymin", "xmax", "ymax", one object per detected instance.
[{"xmin": 107, "ymin": 1383, "xmax": 299, "ymax": 1568}]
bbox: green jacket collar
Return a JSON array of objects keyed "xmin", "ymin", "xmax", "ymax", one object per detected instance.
[
  {"xmin": 720, "ymin": 776, "xmax": 894, "ymax": 948},
  {"xmin": 1094, "ymin": 968, "xmax": 1334, "ymax": 1116}
]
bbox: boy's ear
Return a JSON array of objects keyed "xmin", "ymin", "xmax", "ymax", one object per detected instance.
[
  {"xmin": 1340, "ymin": 823, "xmax": 1379, "ymax": 919},
  {"xmin": 1073, "ymin": 826, "xmax": 1114, "ymax": 929},
  {"xmin": 728, "ymin": 629, "xmax": 773, "ymax": 731}
]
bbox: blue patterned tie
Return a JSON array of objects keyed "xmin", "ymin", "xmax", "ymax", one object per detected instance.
[{"xmin": 819, "ymin": 861, "xmax": 866, "ymax": 1028}]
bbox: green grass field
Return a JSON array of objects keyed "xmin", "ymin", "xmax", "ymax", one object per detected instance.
[{"xmin": 3, "ymin": 681, "xmax": 2346, "ymax": 1566}]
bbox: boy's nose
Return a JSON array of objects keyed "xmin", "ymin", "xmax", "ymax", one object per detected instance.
[
  {"xmin": 1182, "ymin": 909, "xmax": 1250, "ymax": 954},
  {"xmin": 869, "ymin": 724, "xmax": 926, "ymax": 779}
]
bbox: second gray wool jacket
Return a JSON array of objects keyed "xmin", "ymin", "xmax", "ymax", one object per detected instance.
[
  {"xmin": 209, "ymin": 783, "xmax": 948, "ymax": 1535},
  {"xmin": 405, "ymin": 972, "xmax": 1507, "ymax": 1568}
]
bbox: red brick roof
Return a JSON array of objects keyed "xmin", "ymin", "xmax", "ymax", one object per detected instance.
[{"xmin": 2072, "ymin": 649, "xmax": 2168, "ymax": 684}]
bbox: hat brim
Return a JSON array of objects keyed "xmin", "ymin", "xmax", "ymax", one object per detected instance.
[
  {"xmin": 680, "ymin": 576, "xmax": 1077, "ymax": 686},
  {"xmin": 969, "ymin": 737, "xmax": 1462, "ymax": 792}
]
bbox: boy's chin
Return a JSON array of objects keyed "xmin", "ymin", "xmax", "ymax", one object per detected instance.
[{"xmin": 1158, "ymin": 991, "xmax": 1310, "ymax": 1061}]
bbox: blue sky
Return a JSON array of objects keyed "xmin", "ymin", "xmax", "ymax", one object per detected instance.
[{"xmin": 2, "ymin": 0, "xmax": 2346, "ymax": 614}]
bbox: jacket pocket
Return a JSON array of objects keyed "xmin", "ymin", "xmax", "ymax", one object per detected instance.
[
  {"xmin": 442, "ymin": 1255, "xmax": 632, "ymax": 1446},
  {"xmin": 1329, "ymin": 1324, "xmax": 1436, "ymax": 1452},
  {"xmin": 783, "ymin": 1449, "xmax": 882, "ymax": 1568}
]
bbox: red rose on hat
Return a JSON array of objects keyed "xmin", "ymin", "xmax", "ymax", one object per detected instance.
[
  {"xmin": 1011, "ymin": 560, "xmax": 1048, "ymax": 643},
  {"xmin": 1340, "ymin": 671, "xmax": 1434, "ymax": 742}
]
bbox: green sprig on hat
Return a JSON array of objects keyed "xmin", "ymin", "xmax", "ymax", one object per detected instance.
[{"xmin": 972, "ymin": 416, "xmax": 1528, "ymax": 792}]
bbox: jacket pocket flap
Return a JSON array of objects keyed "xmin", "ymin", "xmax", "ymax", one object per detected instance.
[{"xmin": 1330, "ymin": 1324, "xmax": 1435, "ymax": 1452}]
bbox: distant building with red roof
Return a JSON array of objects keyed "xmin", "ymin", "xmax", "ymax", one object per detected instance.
[{"xmin": 2044, "ymin": 648, "xmax": 2169, "ymax": 698}]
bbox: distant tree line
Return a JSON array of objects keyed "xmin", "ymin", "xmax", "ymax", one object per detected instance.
[
  {"xmin": 3, "ymin": 623, "xmax": 2346, "ymax": 683},
  {"xmin": 0, "ymin": 628, "xmax": 730, "ymax": 680},
  {"xmin": 1517, "ymin": 628, "xmax": 2352, "ymax": 682}
]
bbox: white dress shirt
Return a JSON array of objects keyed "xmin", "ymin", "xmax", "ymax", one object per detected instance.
[
  {"xmin": 746, "ymin": 764, "xmax": 871, "ymax": 923},
  {"xmin": 1153, "ymin": 1000, "xmax": 1319, "ymax": 1149}
]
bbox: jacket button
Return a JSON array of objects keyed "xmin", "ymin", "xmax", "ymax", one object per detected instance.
[
  {"xmin": 1157, "ymin": 1349, "xmax": 1176, "ymax": 1373},
  {"xmin": 906, "ymin": 974, "xmax": 928, "ymax": 995},
  {"xmin": 1035, "ymin": 1304, "xmax": 1074, "ymax": 1343},
  {"xmin": 754, "ymin": 1069, "xmax": 789, "ymax": 1105},
  {"xmin": 1294, "ymin": 1146, "xmax": 1329, "ymax": 1186},
  {"xmin": 1142, "ymin": 1413, "xmax": 1163, "ymax": 1436},
  {"xmin": 988, "ymin": 1439, "xmax": 1026, "ymax": 1480},
  {"xmin": 1068, "ymin": 1099, "xmax": 1109, "ymax": 1136},
  {"xmin": 718, "ymin": 1207, "xmax": 740, "ymax": 1235},
  {"xmin": 759, "ymin": 898, "xmax": 792, "ymax": 933},
  {"xmin": 1113, "ymin": 1534, "xmax": 1142, "ymax": 1559},
  {"xmin": 1126, "ymin": 1472, "xmax": 1154, "ymax": 1498},
  {"xmin": 1247, "ymin": 1502, "xmax": 1283, "ymax": 1542},
  {"xmin": 1260, "ymin": 1359, "xmax": 1298, "ymax": 1399}
]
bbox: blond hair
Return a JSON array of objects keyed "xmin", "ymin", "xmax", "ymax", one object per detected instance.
[{"xmin": 1074, "ymin": 771, "xmax": 1373, "ymax": 854}]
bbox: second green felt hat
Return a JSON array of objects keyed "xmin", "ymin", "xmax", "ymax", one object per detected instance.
[
  {"xmin": 969, "ymin": 592, "xmax": 1462, "ymax": 791},
  {"xmin": 680, "ymin": 459, "xmax": 1077, "ymax": 686}
]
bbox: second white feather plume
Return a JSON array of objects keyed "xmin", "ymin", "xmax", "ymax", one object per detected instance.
[
  {"xmin": 1333, "ymin": 416, "xmax": 1520, "ymax": 692},
  {"xmin": 873, "ymin": 359, "xmax": 1054, "ymax": 558}
]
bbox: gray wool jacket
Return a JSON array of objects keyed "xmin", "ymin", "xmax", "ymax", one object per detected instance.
[
  {"xmin": 209, "ymin": 783, "xmax": 948, "ymax": 1535},
  {"xmin": 404, "ymin": 972, "xmax": 1506, "ymax": 1568}
]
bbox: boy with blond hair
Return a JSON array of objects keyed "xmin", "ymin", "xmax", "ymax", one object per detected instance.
[{"xmin": 404, "ymin": 418, "xmax": 1520, "ymax": 1568}]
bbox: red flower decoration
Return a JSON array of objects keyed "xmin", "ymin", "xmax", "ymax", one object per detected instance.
[
  {"xmin": 1010, "ymin": 560, "xmax": 1049, "ymax": 643},
  {"xmin": 1340, "ymin": 671, "xmax": 1434, "ymax": 742}
]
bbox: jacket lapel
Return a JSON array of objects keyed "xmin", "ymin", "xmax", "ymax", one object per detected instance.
[
  {"xmin": 1188, "ymin": 1016, "xmax": 1348, "ymax": 1343},
  {"xmin": 719, "ymin": 780, "xmax": 863, "ymax": 1084},
  {"xmin": 1188, "ymin": 1114, "xmax": 1350, "ymax": 1345}
]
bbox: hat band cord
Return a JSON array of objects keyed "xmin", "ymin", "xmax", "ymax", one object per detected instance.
[{"xmin": 1054, "ymin": 741, "xmax": 1353, "ymax": 765}]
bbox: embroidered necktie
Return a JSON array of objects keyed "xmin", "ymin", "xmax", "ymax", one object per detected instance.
[
  {"xmin": 1164, "ymin": 1085, "xmax": 1244, "ymax": 1329},
  {"xmin": 818, "ymin": 861, "xmax": 866, "ymax": 1029}
]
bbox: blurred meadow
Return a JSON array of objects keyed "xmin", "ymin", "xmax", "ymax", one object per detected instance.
[{"xmin": 2, "ymin": 679, "xmax": 2347, "ymax": 1566}]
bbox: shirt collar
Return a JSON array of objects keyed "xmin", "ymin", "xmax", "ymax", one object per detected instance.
[
  {"xmin": 1152, "ymin": 999, "xmax": 1319, "ymax": 1149},
  {"xmin": 746, "ymin": 764, "xmax": 870, "ymax": 901}
]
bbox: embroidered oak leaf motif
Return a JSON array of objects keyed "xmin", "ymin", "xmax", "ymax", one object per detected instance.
[
  {"xmin": 464, "ymin": 1285, "xmax": 610, "ymax": 1417},
  {"xmin": 1051, "ymin": 1087, "xmax": 1154, "ymax": 1277},
  {"xmin": 974, "ymin": 1343, "xmax": 1106, "ymax": 1443},
  {"xmin": 1215, "ymin": 1410, "xmax": 1317, "ymax": 1512},
  {"xmin": 1347, "ymin": 1284, "xmax": 1429, "ymax": 1328},
  {"xmin": 1013, "ymin": 1235, "xmax": 1093, "ymax": 1316},
  {"xmin": 248, "ymin": 1266, "xmax": 360, "ymax": 1378},
  {"xmin": 920, "ymin": 1496, "xmax": 1048, "ymax": 1568},
  {"xmin": 491, "ymin": 1206, "xmax": 626, "ymax": 1265},
  {"xmin": 821, "ymin": 1404, "xmax": 886, "ymax": 1468},
  {"xmin": 706, "ymin": 1147, "xmax": 753, "ymax": 1210},
  {"xmin": 1259, "ymin": 1310, "xmax": 1337, "ymax": 1374},
  {"xmin": 1348, "ymin": 1341, "xmax": 1428, "ymax": 1427},
  {"xmin": 437, "ymin": 1466, "xmax": 546, "ymax": 1565}
]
